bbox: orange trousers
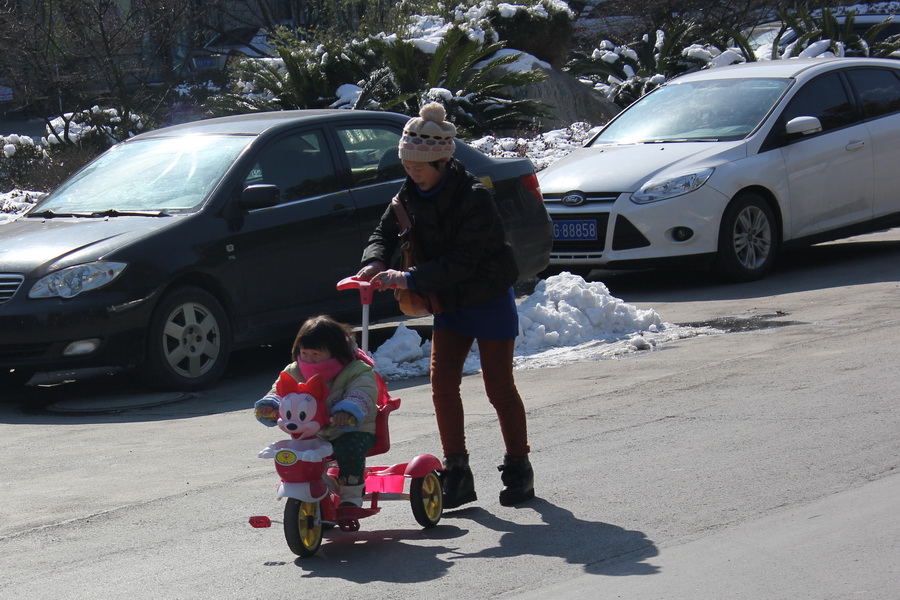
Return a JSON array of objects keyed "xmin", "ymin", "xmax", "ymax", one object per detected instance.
[{"xmin": 429, "ymin": 327, "xmax": 530, "ymax": 458}]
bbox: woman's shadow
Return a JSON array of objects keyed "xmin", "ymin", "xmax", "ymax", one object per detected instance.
[
  {"xmin": 286, "ymin": 497, "xmax": 657, "ymax": 581},
  {"xmin": 446, "ymin": 497, "xmax": 660, "ymax": 576}
]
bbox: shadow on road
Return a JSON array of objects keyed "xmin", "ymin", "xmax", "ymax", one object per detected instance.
[
  {"xmin": 590, "ymin": 233, "xmax": 900, "ymax": 304},
  {"xmin": 275, "ymin": 498, "xmax": 658, "ymax": 586},
  {"xmin": 445, "ymin": 498, "xmax": 659, "ymax": 576},
  {"xmin": 283, "ymin": 523, "xmax": 469, "ymax": 582}
]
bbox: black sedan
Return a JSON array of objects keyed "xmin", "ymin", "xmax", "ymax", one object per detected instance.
[{"xmin": 0, "ymin": 110, "xmax": 551, "ymax": 390}]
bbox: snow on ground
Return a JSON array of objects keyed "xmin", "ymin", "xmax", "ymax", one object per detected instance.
[{"xmin": 371, "ymin": 272, "xmax": 718, "ymax": 380}]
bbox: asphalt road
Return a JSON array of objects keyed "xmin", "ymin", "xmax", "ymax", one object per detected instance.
[{"xmin": 2, "ymin": 230, "xmax": 900, "ymax": 599}]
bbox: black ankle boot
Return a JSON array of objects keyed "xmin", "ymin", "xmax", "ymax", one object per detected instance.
[
  {"xmin": 498, "ymin": 454, "xmax": 535, "ymax": 506},
  {"xmin": 440, "ymin": 454, "xmax": 477, "ymax": 509}
]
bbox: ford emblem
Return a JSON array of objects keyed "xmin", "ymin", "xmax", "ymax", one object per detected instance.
[{"xmin": 561, "ymin": 193, "xmax": 585, "ymax": 206}]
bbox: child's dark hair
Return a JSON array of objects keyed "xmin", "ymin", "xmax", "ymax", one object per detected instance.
[{"xmin": 292, "ymin": 315, "xmax": 356, "ymax": 365}]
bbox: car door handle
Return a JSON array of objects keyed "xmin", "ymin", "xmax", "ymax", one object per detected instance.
[{"xmin": 845, "ymin": 140, "xmax": 866, "ymax": 151}]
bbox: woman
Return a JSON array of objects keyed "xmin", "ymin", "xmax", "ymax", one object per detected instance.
[{"xmin": 357, "ymin": 102, "xmax": 534, "ymax": 508}]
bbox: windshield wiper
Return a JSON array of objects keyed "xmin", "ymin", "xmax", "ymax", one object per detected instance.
[
  {"xmin": 644, "ymin": 138, "xmax": 720, "ymax": 143},
  {"xmin": 27, "ymin": 209, "xmax": 88, "ymax": 218},
  {"xmin": 28, "ymin": 208, "xmax": 171, "ymax": 219},
  {"xmin": 89, "ymin": 209, "xmax": 171, "ymax": 218}
]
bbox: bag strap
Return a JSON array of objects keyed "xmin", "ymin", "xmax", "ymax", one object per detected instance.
[{"xmin": 390, "ymin": 196, "xmax": 413, "ymax": 234}]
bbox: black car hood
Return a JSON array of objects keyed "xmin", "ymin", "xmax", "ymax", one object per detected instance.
[{"xmin": 0, "ymin": 215, "xmax": 179, "ymax": 273}]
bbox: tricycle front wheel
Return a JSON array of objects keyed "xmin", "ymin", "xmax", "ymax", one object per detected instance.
[
  {"xmin": 410, "ymin": 471, "xmax": 443, "ymax": 528},
  {"xmin": 283, "ymin": 499, "xmax": 322, "ymax": 557}
]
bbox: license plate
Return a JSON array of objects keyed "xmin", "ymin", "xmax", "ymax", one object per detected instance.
[{"xmin": 553, "ymin": 219, "xmax": 598, "ymax": 241}]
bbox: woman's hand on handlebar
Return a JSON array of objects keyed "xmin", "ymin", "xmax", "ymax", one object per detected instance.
[
  {"xmin": 371, "ymin": 269, "xmax": 408, "ymax": 291},
  {"xmin": 356, "ymin": 261, "xmax": 385, "ymax": 281}
]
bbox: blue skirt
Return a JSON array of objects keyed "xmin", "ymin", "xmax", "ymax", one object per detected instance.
[{"xmin": 433, "ymin": 287, "xmax": 518, "ymax": 340}]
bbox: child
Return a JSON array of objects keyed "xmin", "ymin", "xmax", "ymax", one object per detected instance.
[{"xmin": 254, "ymin": 315, "xmax": 378, "ymax": 507}]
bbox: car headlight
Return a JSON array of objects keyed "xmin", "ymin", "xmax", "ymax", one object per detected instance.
[
  {"xmin": 29, "ymin": 261, "xmax": 127, "ymax": 299},
  {"xmin": 631, "ymin": 167, "xmax": 715, "ymax": 204}
]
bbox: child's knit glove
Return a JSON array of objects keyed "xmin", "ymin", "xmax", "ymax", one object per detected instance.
[{"xmin": 253, "ymin": 394, "xmax": 280, "ymax": 426}]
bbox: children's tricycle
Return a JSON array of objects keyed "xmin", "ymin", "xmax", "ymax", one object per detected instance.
[{"xmin": 248, "ymin": 276, "xmax": 444, "ymax": 557}]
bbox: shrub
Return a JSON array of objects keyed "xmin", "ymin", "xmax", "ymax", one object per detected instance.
[
  {"xmin": 207, "ymin": 19, "xmax": 549, "ymax": 137},
  {"xmin": 0, "ymin": 134, "xmax": 47, "ymax": 192},
  {"xmin": 485, "ymin": 0, "xmax": 575, "ymax": 68},
  {"xmin": 775, "ymin": 8, "xmax": 900, "ymax": 59},
  {"xmin": 364, "ymin": 27, "xmax": 549, "ymax": 135},
  {"xmin": 205, "ymin": 34, "xmax": 377, "ymax": 114},
  {"xmin": 567, "ymin": 22, "xmax": 705, "ymax": 108},
  {"xmin": 1, "ymin": 106, "xmax": 149, "ymax": 192}
]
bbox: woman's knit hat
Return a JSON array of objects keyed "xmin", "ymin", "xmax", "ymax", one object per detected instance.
[{"xmin": 398, "ymin": 102, "xmax": 457, "ymax": 162}]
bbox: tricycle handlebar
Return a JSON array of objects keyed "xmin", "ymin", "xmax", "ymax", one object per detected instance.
[{"xmin": 337, "ymin": 276, "xmax": 377, "ymax": 306}]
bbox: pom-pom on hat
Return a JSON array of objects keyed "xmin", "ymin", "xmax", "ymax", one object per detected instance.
[{"xmin": 398, "ymin": 102, "xmax": 457, "ymax": 162}]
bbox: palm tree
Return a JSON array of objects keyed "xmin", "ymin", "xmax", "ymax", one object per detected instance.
[
  {"xmin": 360, "ymin": 27, "xmax": 549, "ymax": 135},
  {"xmin": 566, "ymin": 22, "xmax": 702, "ymax": 108}
]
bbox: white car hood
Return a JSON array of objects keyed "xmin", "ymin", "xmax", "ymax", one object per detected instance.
[{"xmin": 538, "ymin": 141, "xmax": 747, "ymax": 193}]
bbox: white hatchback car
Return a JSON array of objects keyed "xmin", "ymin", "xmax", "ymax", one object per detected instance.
[{"xmin": 538, "ymin": 57, "xmax": 900, "ymax": 280}]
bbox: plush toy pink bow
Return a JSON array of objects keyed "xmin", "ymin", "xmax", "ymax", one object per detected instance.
[{"xmin": 274, "ymin": 373, "xmax": 330, "ymax": 439}]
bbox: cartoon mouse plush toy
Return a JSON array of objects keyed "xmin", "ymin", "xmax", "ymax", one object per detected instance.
[{"xmin": 258, "ymin": 373, "xmax": 333, "ymax": 502}]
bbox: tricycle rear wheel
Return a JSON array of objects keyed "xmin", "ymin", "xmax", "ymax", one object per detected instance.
[
  {"xmin": 410, "ymin": 471, "xmax": 443, "ymax": 528},
  {"xmin": 283, "ymin": 499, "xmax": 322, "ymax": 557}
]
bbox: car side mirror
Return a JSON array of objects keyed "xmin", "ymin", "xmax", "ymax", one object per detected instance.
[
  {"xmin": 239, "ymin": 184, "xmax": 281, "ymax": 210},
  {"xmin": 785, "ymin": 116, "xmax": 822, "ymax": 137}
]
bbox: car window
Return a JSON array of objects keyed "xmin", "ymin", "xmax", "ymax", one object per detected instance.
[
  {"xmin": 844, "ymin": 68, "xmax": 900, "ymax": 120},
  {"xmin": 593, "ymin": 78, "xmax": 789, "ymax": 144},
  {"xmin": 33, "ymin": 135, "xmax": 252, "ymax": 214},
  {"xmin": 780, "ymin": 72, "xmax": 858, "ymax": 134},
  {"xmin": 334, "ymin": 125, "xmax": 403, "ymax": 186},
  {"xmin": 244, "ymin": 130, "xmax": 337, "ymax": 203}
]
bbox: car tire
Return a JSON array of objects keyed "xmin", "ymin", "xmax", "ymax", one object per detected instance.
[
  {"xmin": 141, "ymin": 286, "xmax": 232, "ymax": 391},
  {"xmin": 715, "ymin": 192, "xmax": 779, "ymax": 282}
]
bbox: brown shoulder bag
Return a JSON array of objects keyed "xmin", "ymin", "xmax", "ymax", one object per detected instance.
[{"xmin": 391, "ymin": 196, "xmax": 442, "ymax": 317}]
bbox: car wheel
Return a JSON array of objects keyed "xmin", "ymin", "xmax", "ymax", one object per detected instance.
[
  {"xmin": 715, "ymin": 192, "xmax": 779, "ymax": 282},
  {"xmin": 141, "ymin": 286, "xmax": 232, "ymax": 391}
]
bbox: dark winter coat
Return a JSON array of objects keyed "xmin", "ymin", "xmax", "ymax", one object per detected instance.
[{"xmin": 361, "ymin": 158, "xmax": 518, "ymax": 312}]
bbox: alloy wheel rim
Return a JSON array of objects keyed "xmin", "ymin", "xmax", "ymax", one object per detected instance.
[
  {"xmin": 733, "ymin": 206, "xmax": 772, "ymax": 269},
  {"xmin": 162, "ymin": 302, "xmax": 221, "ymax": 378}
]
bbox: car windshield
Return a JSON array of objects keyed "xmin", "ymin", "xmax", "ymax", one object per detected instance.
[
  {"xmin": 592, "ymin": 77, "xmax": 790, "ymax": 144},
  {"xmin": 31, "ymin": 135, "xmax": 253, "ymax": 215}
]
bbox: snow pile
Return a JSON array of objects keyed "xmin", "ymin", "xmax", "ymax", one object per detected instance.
[
  {"xmin": 470, "ymin": 122, "xmax": 600, "ymax": 170},
  {"xmin": 43, "ymin": 106, "xmax": 143, "ymax": 146},
  {"xmin": 516, "ymin": 272, "xmax": 661, "ymax": 349},
  {"xmin": 3, "ymin": 133, "xmax": 39, "ymax": 158},
  {"xmin": 378, "ymin": 0, "xmax": 571, "ymax": 53},
  {"xmin": 370, "ymin": 272, "xmax": 718, "ymax": 379},
  {"xmin": 398, "ymin": 15, "xmax": 463, "ymax": 52},
  {"xmin": 0, "ymin": 189, "xmax": 41, "ymax": 223}
]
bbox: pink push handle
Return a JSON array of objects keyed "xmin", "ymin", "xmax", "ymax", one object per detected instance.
[{"xmin": 337, "ymin": 276, "xmax": 376, "ymax": 306}]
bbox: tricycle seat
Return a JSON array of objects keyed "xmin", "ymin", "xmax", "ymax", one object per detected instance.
[{"xmin": 366, "ymin": 372, "xmax": 400, "ymax": 457}]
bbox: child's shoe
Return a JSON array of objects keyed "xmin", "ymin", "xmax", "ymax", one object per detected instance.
[
  {"xmin": 440, "ymin": 453, "xmax": 477, "ymax": 509},
  {"xmin": 338, "ymin": 483, "xmax": 365, "ymax": 507},
  {"xmin": 498, "ymin": 453, "xmax": 534, "ymax": 506}
]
